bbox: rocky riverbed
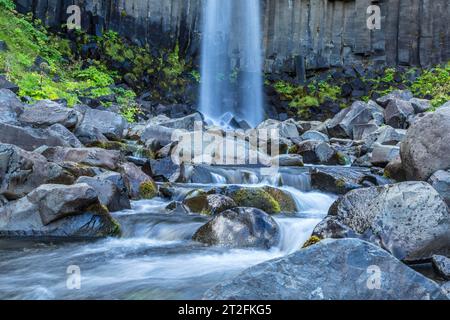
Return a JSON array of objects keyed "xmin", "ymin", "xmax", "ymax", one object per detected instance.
[{"xmin": 1, "ymin": 87, "xmax": 450, "ymax": 299}]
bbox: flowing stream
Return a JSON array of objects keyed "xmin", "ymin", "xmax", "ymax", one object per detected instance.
[{"xmin": 0, "ymin": 166, "xmax": 337, "ymax": 300}]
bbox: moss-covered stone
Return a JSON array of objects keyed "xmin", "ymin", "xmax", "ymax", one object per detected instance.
[
  {"xmin": 139, "ymin": 180, "xmax": 158, "ymax": 199},
  {"xmin": 229, "ymin": 188, "xmax": 281, "ymax": 214},
  {"xmin": 302, "ymin": 235, "xmax": 322, "ymax": 248},
  {"xmin": 263, "ymin": 186, "xmax": 297, "ymax": 213},
  {"xmin": 86, "ymin": 203, "xmax": 122, "ymax": 237},
  {"xmin": 183, "ymin": 189, "xmax": 209, "ymax": 214}
]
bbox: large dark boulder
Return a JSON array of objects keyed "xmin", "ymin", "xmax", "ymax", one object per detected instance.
[
  {"xmin": 193, "ymin": 207, "xmax": 280, "ymax": 249},
  {"xmin": 0, "ymin": 144, "xmax": 73, "ymax": 200},
  {"xmin": 312, "ymin": 182, "xmax": 450, "ymax": 262},
  {"xmin": 401, "ymin": 106, "xmax": 450, "ymax": 180},
  {"xmin": 204, "ymin": 239, "xmax": 447, "ymax": 300},
  {"xmin": 19, "ymin": 100, "xmax": 79, "ymax": 129}
]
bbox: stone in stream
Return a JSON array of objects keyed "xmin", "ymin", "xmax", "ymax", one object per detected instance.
[
  {"xmin": 119, "ymin": 162, "xmax": 157, "ymax": 200},
  {"xmin": 193, "ymin": 207, "xmax": 280, "ymax": 249},
  {"xmin": 0, "ymin": 143, "xmax": 74, "ymax": 200},
  {"xmin": 273, "ymin": 154, "xmax": 304, "ymax": 167},
  {"xmin": 401, "ymin": 106, "xmax": 450, "ymax": 181},
  {"xmin": 19, "ymin": 100, "xmax": 80, "ymax": 129},
  {"xmin": 76, "ymin": 172, "xmax": 131, "ymax": 212},
  {"xmin": 312, "ymin": 182, "xmax": 450, "ymax": 262},
  {"xmin": 183, "ymin": 190, "xmax": 236, "ymax": 215},
  {"xmin": 204, "ymin": 239, "xmax": 448, "ymax": 300},
  {"xmin": 432, "ymin": 255, "xmax": 450, "ymax": 280}
]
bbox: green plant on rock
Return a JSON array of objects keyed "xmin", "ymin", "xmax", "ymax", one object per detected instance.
[
  {"xmin": 302, "ymin": 235, "xmax": 321, "ymax": 248},
  {"xmin": 231, "ymin": 188, "xmax": 281, "ymax": 214},
  {"xmin": 411, "ymin": 63, "xmax": 450, "ymax": 109},
  {"xmin": 139, "ymin": 181, "xmax": 158, "ymax": 199}
]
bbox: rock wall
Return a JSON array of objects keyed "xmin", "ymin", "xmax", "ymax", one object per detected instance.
[{"xmin": 15, "ymin": 0, "xmax": 450, "ymax": 72}]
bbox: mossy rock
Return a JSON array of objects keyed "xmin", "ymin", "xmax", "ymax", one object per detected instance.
[
  {"xmin": 302, "ymin": 235, "xmax": 322, "ymax": 248},
  {"xmin": 139, "ymin": 180, "xmax": 158, "ymax": 199},
  {"xmin": 183, "ymin": 189, "xmax": 209, "ymax": 214},
  {"xmin": 86, "ymin": 203, "xmax": 122, "ymax": 237},
  {"xmin": 263, "ymin": 186, "xmax": 297, "ymax": 213},
  {"xmin": 228, "ymin": 187, "xmax": 281, "ymax": 214}
]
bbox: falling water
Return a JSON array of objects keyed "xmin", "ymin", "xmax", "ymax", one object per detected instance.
[{"xmin": 200, "ymin": 0, "xmax": 264, "ymax": 128}]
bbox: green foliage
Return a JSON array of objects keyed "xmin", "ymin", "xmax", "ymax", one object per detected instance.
[
  {"xmin": 0, "ymin": 0, "xmax": 15, "ymax": 10},
  {"xmin": 411, "ymin": 63, "xmax": 450, "ymax": 109}
]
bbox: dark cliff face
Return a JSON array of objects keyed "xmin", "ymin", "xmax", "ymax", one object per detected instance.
[{"xmin": 15, "ymin": 0, "xmax": 450, "ymax": 73}]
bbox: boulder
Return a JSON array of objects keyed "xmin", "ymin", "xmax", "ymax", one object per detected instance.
[
  {"xmin": 352, "ymin": 123, "xmax": 379, "ymax": 141},
  {"xmin": 183, "ymin": 191, "xmax": 237, "ymax": 215},
  {"xmin": 0, "ymin": 194, "xmax": 120, "ymax": 238},
  {"xmin": 273, "ymin": 154, "xmax": 304, "ymax": 167},
  {"xmin": 140, "ymin": 124, "xmax": 176, "ymax": 146},
  {"xmin": 0, "ymin": 123, "xmax": 72, "ymax": 151},
  {"xmin": 313, "ymin": 182, "xmax": 450, "ymax": 262},
  {"xmin": 48, "ymin": 124, "xmax": 83, "ymax": 148},
  {"xmin": 73, "ymin": 122, "xmax": 109, "ymax": 145},
  {"xmin": 76, "ymin": 172, "xmax": 131, "ymax": 212},
  {"xmin": 376, "ymin": 90, "xmax": 413, "ymax": 108},
  {"xmin": 0, "ymin": 144, "xmax": 73, "ymax": 200},
  {"xmin": 326, "ymin": 101, "xmax": 384, "ymax": 139},
  {"xmin": 364, "ymin": 126, "xmax": 406, "ymax": 150},
  {"xmin": 428, "ymin": 170, "xmax": 450, "ymax": 206},
  {"xmin": 410, "ymin": 98, "xmax": 431, "ymax": 114},
  {"xmin": 75, "ymin": 105, "xmax": 128, "ymax": 140},
  {"xmin": 401, "ymin": 106, "xmax": 450, "ymax": 180},
  {"xmin": 0, "ymin": 89, "xmax": 23, "ymax": 124},
  {"xmin": 26, "ymin": 183, "xmax": 99, "ymax": 225},
  {"xmin": 294, "ymin": 140, "xmax": 347, "ymax": 165},
  {"xmin": 19, "ymin": 100, "xmax": 79, "ymax": 129},
  {"xmin": 40, "ymin": 147, "xmax": 121, "ymax": 171},
  {"xmin": 223, "ymin": 186, "xmax": 281, "ymax": 214},
  {"xmin": 257, "ymin": 119, "xmax": 300, "ymax": 139},
  {"xmin": 370, "ymin": 144, "xmax": 400, "ymax": 167},
  {"xmin": 301, "ymin": 130, "xmax": 329, "ymax": 142},
  {"xmin": 204, "ymin": 239, "xmax": 447, "ymax": 300},
  {"xmin": 193, "ymin": 207, "xmax": 280, "ymax": 249},
  {"xmin": 148, "ymin": 157, "xmax": 184, "ymax": 182},
  {"xmin": 119, "ymin": 162, "xmax": 156, "ymax": 199},
  {"xmin": 384, "ymin": 99, "xmax": 415, "ymax": 129},
  {"xmin": 157, "ymin": 113, "xmax": 203, "ymax": 131},
  {"xmin": 432, "ymin": 255, "xmax": 450, "ymax": 280}
]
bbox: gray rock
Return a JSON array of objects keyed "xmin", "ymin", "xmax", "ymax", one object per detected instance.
[
  {"xmin": 442, "ymin": 282, "xmax": 450, "ymax": 298},
  {"xmin": 301, "ymin": 130, "xmax": 329, "ymax": 142},
  {"xmin": 19, "ymin": 100, "xmax": 79, "ymax": 129},
  {"xmin": 119, "ymin": 162, "xmax": 155, "ymax": 199},
  {"xmin": 401, "ymin": 106, "xmax": 450, "ymax": 180},
  {"xmin": 193, "ymin": 207, "xmax": 280, "ymax": 249},
  {"xmin": 384, "ymin": 99, "xmax": 415, "ymax": 129},
  {"xmin": 26, "ymin": 183, "xmax": 99, "ymax": 225},
  {"xmin": 0, "ymin": 143, "xmax": 73, "ymax": 200},
  {"xmin": 157, "ymin": 112, "xmax": 203, "ymax": 131},
  {"xmin": 76, "ymin": 172, "xmax": 131, "ymax": 212},
  {"xmin": 274, "ymin": 154, "xmax": 304, "ymax": 167},
  {"xmin": 0, "ymin": 122, "xmax": 72, "ymax": 151},
  {"xmin": 204, "ymin": 239, "xmax": 447, "ymax": 300},
  {"xmin": 428, "ymin": 170, "xmax": 450, "ymax": 206},
  {"xmin": 385, "ymin": 157, "xmax": 407, "ymax": 182},
  {"xmin": 148, "ymin": 157, "xmax": 184, "ymax": 182},
  {"xmin": 75, "ymin": 105, "xmax": 128, "ymax": 140},
  {"xmin": 183, "ymin": 191, "xmax": 237, "ymax": 215},
  {"xmin": 40, "ymin": 146, "xmax": 121, "ymax": 170},
  {"xmin": 352, "ymin": 123, "xmax": 379, "ymax": 141},
  {"xmin": 140, "ymin": 124, "xmax": 176, "ymax": 146},
  {"xmin": 370, "ymin": 144, "xmax": 400, "ymax": 167},
  {"xmin": 295, "ymin": 140, "xmax": 346, "ymax": 165},
  {"xmin": 410, "ymin": 98, "xmax": 432, "ymax": 114},
  {"xmin": 0, "ymin": 195, "xmax": 119, "ymax": 238},
  {"xmin": 313, "ymin": 182, "xmax": 450, "ymax": 262},
  {"xmin": 0, "ymin": 76, "xmax": 19, "ymax": 93},
  {"xmin": 432, "ymin": 255, "xmax": 450, "ymax": 280},
  {"xmin": 327, "ymin": 101, "xmax": 384, "ymax": 139},
  {"xmin": 73, "ymin": 122, "xmax": 109, "ymax": 145},
  {"xmin": 376, "ymin": 90, "xmax": 414, "ymax": 108},
  {"xmin": 0, "ymin": 89, "xmax": 23, "ymax": 124},
  {"xmin": 257, "ymin": 119, "xmax": 300, "ymax": 139},
  {"xmin": 48, "ymin": 124, "xmax": 83, "ymax": 148}
]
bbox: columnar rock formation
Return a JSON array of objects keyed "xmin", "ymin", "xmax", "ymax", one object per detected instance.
[{"xmin": 15, "ymin": 0, "xmax": 450, "ymax": 73}]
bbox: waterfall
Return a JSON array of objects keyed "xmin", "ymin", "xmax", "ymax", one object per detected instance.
[{"xmin": 200, "ymin": 0, "xmax": 264, "ymax": 128}]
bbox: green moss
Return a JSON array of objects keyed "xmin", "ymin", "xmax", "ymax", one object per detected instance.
[
  {"xmin": 263, "ymin": 186, "xmax": 297, "ymax": 213},
  {"xmin": 335, "ymin": 178, "xmax": 346, "ymax": 189},
  {"xmin": 231, "ymin": 188, "xmax": 281, "ymax": 214},
  {"xmin": 86, "ymin": 203, "xmax": 122, "ymax": 237},
  {"xmin": 302, "ymin": 235, "xmax": 322, "ymax": 248},
  {"xmin": 139, "ymin": 180, "xmax": 158, "ymax": 199}
]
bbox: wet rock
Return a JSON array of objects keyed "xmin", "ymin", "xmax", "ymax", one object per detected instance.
[
  {"xmin": 76, "ymin": 172, "xmax": 131, "ymax": 212},
  {"xmin": 428, "ymin": 170, "xmax": 450, "ymax": 206},
  {"xmin": 0, "ymin": 123, "xmax": 73, "ymax": 151},
  {"xmin": 273, "ymin": 154, "xmax": 304, "ymax": 167},
  {"xmin": 39, "ymin": 146, "xmax": 121, "ymax": 170},
  {"xmin": 183, "ymin": 190, "xmax": 236, "ymax": 215},
  {"xmin": 165, "ymin": 201, "xmax": 190, "ymax": 215},
  {"xmin": 326, "ymin": 101, "xmax": 384, "ymax": 139},
  {"xmin": 119, "ymin": 162, "xmax": 156, "ymax": 200},
  {"xmin": 223, "ymin": 186, "xmax": 281, "ymax": 214},
  {"xmin": 432, "ymin": 255, "xmax": 450, "ymax": 280},
  {"xmin": 75, "ymin": 105, "xmax": 128, "ymax": 140},
  {"xmin": 193, "ymin": 207, "xmax": 280, "ymax": 249},
  {"xmin": 384, "ymin": 99, "xmax": 415, "ymax": 129},
  {"xmin": 401, "ymin": 106, "xmax": 450, "ymax": 180},
  {"xmin": 148, "ymin": 157, "xmax": 183, "ymax": 182},
  {"xmin": 0, "ymin": 89, "xmax": 23, "ymax": 124},
  {"xmin": 19, "ymin": 100, "xmax": 79, "ymax": 129},
  {"xmin": 313, "ymin": 182, "xmax": 450, "ymax": 262},
  {"xmin": 204, "ymin": 239, "xmax": 447, "ymax": 300},
  {"xmin": 0, "ymin": 144, "xmax": 73, "ymax": 200}
]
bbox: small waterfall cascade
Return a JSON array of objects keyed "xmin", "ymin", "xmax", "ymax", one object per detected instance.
[{"xmin": 199, "ymin": 0, "xmax": 264, "ymax": 128}]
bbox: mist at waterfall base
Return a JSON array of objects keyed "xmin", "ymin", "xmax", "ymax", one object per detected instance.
[
  {"xmin": 0, "ymin": 166, "xmax": 337, "ymax": 300},
  {"xmin": 199, "ymin": 0, "xmax": 264, "ymax": 128}
]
